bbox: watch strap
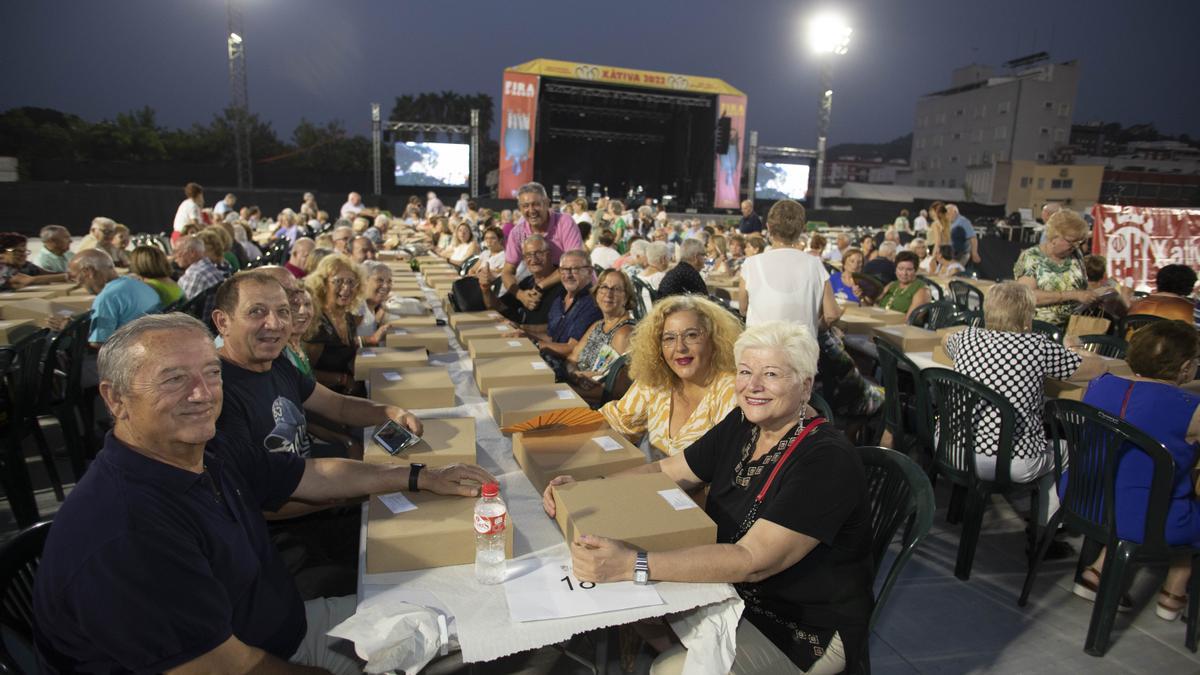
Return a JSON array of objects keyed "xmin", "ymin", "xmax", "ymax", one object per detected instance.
[
  {"xmin": 409, "ymin": 463, "xmax": 425, "ymax": 492},
  {"xmin": 634, "ymin": 551, "xmax": 649, "ymax": 583}
]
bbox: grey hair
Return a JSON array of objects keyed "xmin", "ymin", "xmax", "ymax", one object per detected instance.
[
  {"xmin": 733, "ymin": 321, "xmax": 819, "ymax": 382},
  {"xmin": 517, "ymin": 182, "xmax": 549, "ymax": 202},
  {"xmin": 983, "ymin": 281, "xmax": 1036, "ymax": 333},
  {"xmin": 678, "ymin": 238, "xmax": 705, "ymax": 262},
  {"xmin": 98, "ymin": 313, "xmax": 213, "ymax": 395},
  {"xmin": 645, "ymin": 241, "xmax": 669, "ymax": 266},
  {"xmin": 362, "ymin": 260, "xmax": 392, "ymax": 279},
  {"xmin": 40, "ymin": 225, "xmax": 68, "ymax": 242},
  {"xmin": 332, "ymin": 225, "xmax": 354, "ymax": 239},
  {"xmin": 522, "ymin": 234, "xmax": 548, "ymax": 250},
  {"xmin": 174, "ymin": 236, "xmax": 205, "ymax": 255},
  {"xmin": 73, "ymin": 248, "xmax": 115, "ymax": 272},
  {"xmin": 91, "ymin": 216, "xmax": 116, "ymax": 231},
  {"xmin": 878, "ymin": 240, "xmax": 898, "ymax": 257},
  {"xmin": 629, "ymin": 239, "xmax": 649, "ymax": 256},
  {"xmin": 560, "ymin": 249, "xmax": 590, "ymax": 266}
]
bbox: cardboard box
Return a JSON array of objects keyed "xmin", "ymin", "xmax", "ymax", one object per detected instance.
[
  {"xmin": 1098, "ymin": 356, "xmax": 1134, "ymax": 378},
  {"xmin": 384, "ymin": 326, "xmax": 451, "ymax": 353},
  {"xmin": 389, "ymin": 289, "xmax": 427, "ymax": 301},
  {"xmin": 365, "ymin": 490, "xmax": 513, "ymax": 573},
  {"xmin": 0, "ymin": 299, "xmax": 79, "ymax": 321},
  {"xmin": 0, "ymin": 319, "xmax": 36, "ymax": 344},
  {"xmin": 450, "ymin": 310, "xmax": 507, "ymax": 332},
  {"xmin": 489, "ymin": 384, "xmax": 587, "ymax": 428},
  {"xmin": 383, "ymin": 316, "xmax": 438, "ymax": 329},
  {"xmin": 513, "ymin": 422, "xmax": 646, "ymax": 493},
  {"xmin": 468, "ymin": 337, "xmax": 539, "ymax": 360},
  {"xmin": 871, "ymin": 324, "xmax": 941, "ymax": 353},
  {"xmin": 552, "ymin": 472, "xmax": 717, "ymax": 551},
  {"xmin": 932, "ymin": 344, "xmax": 954, "ymax": 367},
  {"xmin": 474, "ymin": 355, "xmax": 556, "ymax": 395},
  {"xmin": 836, "ymin": 314, "xmax": 884, "ymax": 335},
  {"xmin": 369, "ymin": 367, "xmax": 456, "ymax": 409},
  {"xmin": 1044, "ymin": 378, "xmax": 1085, "ymax": 401},
  {"xmin": 353, "ymin": 347, "xmax": 429, "ymax": 380},
  {"xmin": 364, "ymin": 417, "xmax": 476, "ymax": 468},
  {"xmin": 845, "ymin": 306, "xmax": 908, "ymax": 326},
  {"xmin": 0, "ymin": 291, "xmax": 58, "ymax": 301},
  {"xmin": 458, "ymin": 324, "xmax": 517, "ymax": 348},
  {"xmin": 11, "ymin": 283, "xmax": 78, "ymax": 298}
]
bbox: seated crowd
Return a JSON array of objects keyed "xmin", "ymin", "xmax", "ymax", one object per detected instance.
[{"xmin": 10, "ymin": 181, "xmax": 1199, "ymax": 673}]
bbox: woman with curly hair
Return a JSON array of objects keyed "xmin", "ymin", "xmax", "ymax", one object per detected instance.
[
  {"xmin": 600, "ymin": 294, "xmax": 743, "ymax": 458},
  {"xmin": 303, "ymin": 254, "xmax": 367, "ymax": 394}
]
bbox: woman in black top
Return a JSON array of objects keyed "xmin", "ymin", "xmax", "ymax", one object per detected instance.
[
  {"xmin": 543, "ymin": 321, "xmax": 873, "ymax": 674},
  {"xmin": 303, "ymin": 253, "xmax": 365, "ymax": 394}
]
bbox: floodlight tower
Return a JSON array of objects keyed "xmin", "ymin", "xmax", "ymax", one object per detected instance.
[
  {"xmin": 227, "ymin": 0, "xmax": 252, "ymax": 188},
  {"xmin": 807, "ymin": 12, "xmax": 851, "ymax": 209}
]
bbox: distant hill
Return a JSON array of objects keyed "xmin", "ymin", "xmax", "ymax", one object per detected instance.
[{"xmin": 826, "ymin": 133, "xmax": 912, "ymax": 162}]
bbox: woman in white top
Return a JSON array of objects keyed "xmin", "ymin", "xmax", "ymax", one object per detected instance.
[
  {"xmin": 441, "ymin": 222, "xmax": 480, "ymax": 267},
  {"xmin": 172, "ymin": 182, "xmax": 204, "ymax": 235},
  {"xmin": 737, "ymin": 200, "xmax": 841, "ymax": 337},
  {"xmin": 469, "ymin": 225, "xmax": 507, "ymax": 289}
]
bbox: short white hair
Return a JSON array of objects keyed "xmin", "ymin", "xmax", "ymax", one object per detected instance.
[
  {"xmin": 733, "ymin": 321, "xmax": 819, "ymax": 382},
  {"xmin": 645, "ymin": 241, "xmax": 669, "ymax": 266},
  {"xmin": 362, "ymin": 260, "xmax": 391, "ymax": 279},
  {"xmin": 878, "ymin": 240, "xmax": 898, "ymax": 257},
  {"xmin": 678, "ymin": 238, "xmax": 705, "ymax": 262},
  {"xmin": 40, "ymin": 225, "xmax": 69, "ymax": 242},
  {"xmin": 629, "ymin": 239, "xmax": 649, "ymax": 256}
]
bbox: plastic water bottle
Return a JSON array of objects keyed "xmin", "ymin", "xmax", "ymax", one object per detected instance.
[{"xmin": 474, "ymin": 482, "xmax": 507, "ymax": 584}]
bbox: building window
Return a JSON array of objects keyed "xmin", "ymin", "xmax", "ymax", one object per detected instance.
[
  {"xmin": 947, "ymin": 179, "xmax": 957, "ymax": 188},
  {"xmin": 1051, "ymin": 178, "xmax": 1074, "ymax": 190},
  {"xmin": 1040, "ymin": 127, "xmax": 1050, "ymax": 136},
  {"xmin": 915, "ymin": 136, "xmax": 925, "ymax": 150},
  {"xmin": 968, "ymin": 153, "xmax": 979, "ymax": 165},
  {"xmin": 1058, "ymin": 103, "xmax": 1070, "ymax": 117},
  {"xmin": 956, "ymin": 108, "xmax": 965, "ymax": 116},
  {"xmin": 1036, "ymin": 152, "xmax": 1047, "ymax": 161},
  {"xmin": 998, "ymin": 101, "xmax": 1010, "ymax": 114},
  {"xmin": 1053, "ymin": 128, "xmax": 1066, "ymax": 142},
  {"xmin": 1037, "ymin": 178, "xmax": 1045, "ymax": 189},
  {"xmin": 1044, "ymin": 101, "xmax": 1054, "ymax": 110},
  {"xmin": 994, "ymin": 126, "xmax": 1008, "ymax": 139},
  {"xmin": 950, "ymin": 155, "xmax": 959, "ymax": 164},
  {"xmin": 982, "ymin": 151, "xmax": 992, "ymax": 163},
  {"xmin": 1020, "ymin": 176, "xmax": 1031, "ymax": 188},
  {"xmin": 934, "ymin": 135, "xmax": 943, "ymax": 148},
  {"xmin": 915, "ymin": 159, "xmax": 924, "ymax": 170},
  {"xmin": 952, "ymin": 132, "xmax": 961, "ymax": 140},
  {"xmin": 972, "ymin": 129, "xmax": 984, "ymax": 143}
]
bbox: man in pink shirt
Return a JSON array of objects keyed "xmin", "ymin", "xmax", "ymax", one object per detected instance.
[{"xmin": 501, "ymin": 182, "xmax": 583, "ymax": 307}]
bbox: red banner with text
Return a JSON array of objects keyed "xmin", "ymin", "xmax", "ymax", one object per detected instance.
[
  {"xmin": 499, "ymin": 71, "xmax": 540, "ymax": 199},
  {"xmin": 713, "ymin": 94, "xmax": 747, "ymax": 209},
  {"xmin": 1091, "ymin": 204, "xmax": 1200, "ymax": 291}
]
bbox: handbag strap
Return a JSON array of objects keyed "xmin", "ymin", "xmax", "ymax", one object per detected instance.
[{"xmin": 754, "ymin": 417, "xmax": 826, "ymax": 503}]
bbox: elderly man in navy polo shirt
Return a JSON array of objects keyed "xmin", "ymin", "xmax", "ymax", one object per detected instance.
[{"xmin": 32, "ymin": 314, "xmax": 492, "ymax": 674}]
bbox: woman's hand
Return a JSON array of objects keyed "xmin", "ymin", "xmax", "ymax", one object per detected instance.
[
  {"xmin": 542, "ymin": 475, "xmax": 576, "ymax": 517},
  {"xmin": 571, "ymin": 535, "xmax": 636, "ymax": 583}
]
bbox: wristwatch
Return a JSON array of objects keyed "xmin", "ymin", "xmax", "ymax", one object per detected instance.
[
  {"xmin": 633, "ymin": 551, "xmax": 650, "ymax": 585},
  {"xmin": 408, "ymin": 463, "xmax": 425, "ymax": 492}
]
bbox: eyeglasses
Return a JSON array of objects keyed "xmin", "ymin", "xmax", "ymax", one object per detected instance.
[
  {"xmin": 3, "ymin": 248, "xmax": 27, "ymax": 255},
  {"xmin": 330, "ymin": 276, "xmax": 359, "ymax": 288},
  {"xmin": 661, "ymin": 329, "xmax": 706, "ymax": 348},
  {"xmin": 596, "ymin": 284, "xmax": 626, "ymax": 294},
  {"xmin": 522, "ymin": 250, "xmax": 548, "ymax": 259},
  {"xmin": 559, "ymin": 266, "xmax": 590, "ymax": 275}
]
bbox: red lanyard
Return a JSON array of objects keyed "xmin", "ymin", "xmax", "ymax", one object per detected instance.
[{"xmin": 755, "ymin": 417, "xmax": 826, "ymax": 503}]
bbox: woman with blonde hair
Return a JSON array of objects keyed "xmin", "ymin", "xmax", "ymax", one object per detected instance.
[
  {"xmin": 600, "ymin": 295, "xmax": 743, "ymax": 458},
  {"xmin": 926, "ymin": 201, "xmax": 951, "ymax": 251},
  {"xmin": 1014, "ymin": 209, "xmax": 1099, "ymax": 328},
  {"xmin": 303, "ymin": 254, "xmax": 367, "ymax": 394},
  {"xmin": 440, "ymin": 222, "xmax": 480, "ymax": 267}
]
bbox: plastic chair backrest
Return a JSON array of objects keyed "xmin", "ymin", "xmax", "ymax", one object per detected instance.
[
  {"xmin": 450, "ymin": 277, "xmax": 487, "ymax": 313},
  {"xmin": 459, "ymin": 255, "xmax": 479, "ymax": 276},
  {"xmin": 921, "ymin": 277, "xmax": 944, "ymax": 302},
  {"xmin": 631, "ymin": 276, "xmax": 656, "ymax": 321},
  {"xmin": 809, "ymin": 391, "xmax": 834, "ymax": 424},
  {"xmin": 1031, "ymin": 320, "xmax": 1064, "ymax": 344},
  {"xmin": 922, "ymin": 367, "xmax": 1018, "ymax": 487},
  {"xmin": 5, "ymin": 330, "xmax": 50, "ymax": 423},
  {"xmin": 948, "ymin": 279, "xmax": 985, "ymax": 311},
  {"xmin": 0, "ymin": 520, "xmax": 51, "ymax": 647},
  {"xmin": 874, "ymin": 337, "xmax": 925, "ymax": 447},
  {"xmin": 41, "ymin": 311, "xmax": 92, "ymax": 404},
  {"xmin": 907, "ymin": 300, "xmax": 964, "ymax": 330},
  {"xmin": 857, "ymin": 446, "xmax": 935, "ymax": 630},
  {"xmin": 1045, "ymin": 399, "xmax": 1175, "ymax": 552},
  {"xmin": 1077, "ymin": 334, "xmax": 1128, "ymax": 359},
  {"xmin": 1120, "ymin": 313, "xmax": 1165, "ymax": 339},
  {"xmin": 600, "ymin": 354, "xmax": 630, "ymax": 406}
]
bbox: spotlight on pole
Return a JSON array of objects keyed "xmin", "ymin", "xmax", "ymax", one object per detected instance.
[
  {"xmin": 807, "ymin": 12, "xmax": 852, "ymax": 55},
  {"xmin": 807, "ymin": 12, "xmax": 851, "ymax": 210}
]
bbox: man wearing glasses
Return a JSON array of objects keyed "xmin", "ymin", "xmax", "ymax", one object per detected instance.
[
  {"xmin": 500, "ymin": 182, "xmax": 583, "ymax": 312},
  {"xmin": 511, "ymin": 250, "xmax": 603, "ymax": 374},
  {"xmin": 484, "ymin": 235, "xmax": 565, "ymax": 326}
]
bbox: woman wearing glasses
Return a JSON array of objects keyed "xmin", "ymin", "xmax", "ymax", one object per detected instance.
[
  {"xmin": 303, "ymin": 254, "xmax": 367, "ymax": 394},
  {"xmin": 600, "ymin": 295, "xmax": 742, "ymax": 459},
  {"xmin": 565, "ymin": 269, "xmax": 637, "ymax": 403},
  {"xmin": 0, "ymin": 232, "xmax": 67, "ymax": 291},
  {"xmin": 1014, "ymin": 209, "xmax": 1100, "ymax": 328}
]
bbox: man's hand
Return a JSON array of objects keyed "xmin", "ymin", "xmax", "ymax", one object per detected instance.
[
  {"xmin": 541, "ymin": 475, "xmax": 576, "ymax": 517},
  {"xmin": 517, "ymin": 287, "xmax": 542, "ymax": 310},
  {"xmin": 970, "ymin": 252, "xmax": 981, "ymax": 264},
  {"xmin": 387, "ymin": 407, "xmax": 423, "ymax": 436},
  {"xmin": 43, "ymin": 315, "xmax": 70, "ymax": 332},
  {"xmin": 418, "ymin": 463, "xmax": 496, "ymax": 497},
  {"xmin": 571, "ymin": 534, "xmax": 636, "ymax": 583}
]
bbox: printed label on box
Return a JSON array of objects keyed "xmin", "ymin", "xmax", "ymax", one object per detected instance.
[
  {"xmin": 593, "ymin": 436, "xmax": 623, "ymax": 452},
  {"xmin": 382, "ymin": 372, "xmax": 403, "ymax": 382},
  {"xmin": 495, "ymin": 324, "xmax": 509, "ymax": 331},
  {"xmin": 378, "ymin": 492, "xmax": 418, "ymax": 514},
  {"xmin": 555, "ymin": 390, "xmax": 575, "ymax": 400},
  {"xmin": 507, "ymin": 340, "xmax": 523, "ymax": 347},
  {"xmin": 531, "ymin": 361, "xmax": 549, "ymax": 370},
  {"xmin": 657, "ymin": 488, "xmax": 698, "ymax": 511},
  {"xmin": 360, "ymin": 351, "xmax": 377, "ymax": 358},
  {"xmin": 392, "ymin": 328, "xmax": 409, "ymax": 335}
]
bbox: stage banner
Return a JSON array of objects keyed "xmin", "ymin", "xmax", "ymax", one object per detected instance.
[
  {"xmin": 714, "ymin": 95, "xmax": 747, "ymax": 209},
  {"xmin": 1091, "ymin": 204, "xmax": 1200, "ymax": 291},
  {"xmin": 499, "ymin": 71, "xmax": 540, "ymax": 199}
]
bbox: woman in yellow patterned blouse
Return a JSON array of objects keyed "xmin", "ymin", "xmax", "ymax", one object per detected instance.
[{"xmin": 601, "ymin": 295, "xmax": 742, "ymax": 458}]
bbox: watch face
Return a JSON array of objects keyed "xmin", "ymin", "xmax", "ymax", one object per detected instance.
[{"xmin": 634, "ymin": 570, "xmax": 648, "ymax": 584}]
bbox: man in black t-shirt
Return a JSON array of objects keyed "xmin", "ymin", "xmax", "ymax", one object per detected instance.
[
  {"xmin": 657, "ymin": 238, "xmax": 709, "ymax": 299},
  {"xmin": 738, "ymin": 199, "xmax": 764, "ymax": 234},
  {"xmin": 483, "ymin": 234, "xmax": 564, "ymax": 326}
]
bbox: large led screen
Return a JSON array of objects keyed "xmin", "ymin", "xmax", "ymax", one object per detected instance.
[
  {"xmin": 394, "ymin": 142, "xmax": 469, "ymax": 187},
  {"xmin": 755, "ymin": 161, "xmax": 811, "ymax": 201}
]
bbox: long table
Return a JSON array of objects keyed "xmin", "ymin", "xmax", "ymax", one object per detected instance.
[{"xmin": 350, "ymin": 270, "xmax": 739, "ymax": 671}]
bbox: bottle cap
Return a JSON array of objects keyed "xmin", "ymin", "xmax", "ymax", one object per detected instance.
[{"xmin": 481, "ymin": 482, "xmax": 499, "ymax": 497}]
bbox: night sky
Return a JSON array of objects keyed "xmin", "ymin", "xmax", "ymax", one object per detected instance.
[{"xmin": 2, "ymin": 0, "xmax": 1197, "ymax": 148}]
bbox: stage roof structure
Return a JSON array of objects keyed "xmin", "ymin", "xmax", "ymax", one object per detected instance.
[{"xmin": 506, "ymin": 58, "xmax": 745, "ymax": 97}]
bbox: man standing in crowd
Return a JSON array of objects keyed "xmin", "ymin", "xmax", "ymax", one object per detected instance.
[
  {"xmin": 913, "ymin": 208, "xmax": 929, "ymax": 233},
  {"xmin": 500, "ymin": 182, "xmax": 583, "ymax": 309},
  {"xmin": 33, "ymin": 313, "xmax": 492, "ymax": 674},
  {"xmin": 34, "ymin": 225, "xmax": 74, "ymax": 273},
  {"xmin": 657, "ymin": 238, "xmax": 709, "ymax": 298},
  {"xmin": 738, "ymin": 199, "xmax": 764, "ymax": 234},
  {"xmin": 175, "ymin": 235, "xmax": 227, "ymax": 300},
  {"xmin": 286, "ymin": 237, "xmax": 315, "ymax": 278},
  {"xmin": 214, "ymin": 193, "xmax": 238, "ymax": 218},
  {"xmin": 863, "ymin": 240, "xmax": 898, "ymax": 284},
  {"xmin": 426, "ymin": 191, "xmax": 444, "ymax": 218},
  {"xmin": 59, "ymin": 249, "xmax": 160, "ymax": 345},
  {"xmin": 947, "ymin": 203, "xmax": 980, "ymax": 269}
]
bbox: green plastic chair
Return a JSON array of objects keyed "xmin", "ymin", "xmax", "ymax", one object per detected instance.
[
  {"xmin": 907, "ymin": 300, "xmax": 965, "ymax": 331},
  {"xmin": 857, "ymin": 446, "xmax": 936, "ymax": 631},
  {"xmin": 1077, "ymin": 334, "xmax": 1128, "ymax": 359},
  {"xmin": 1032, "ymin": 320, "xmax": 1064, "ymax": 344},
  {"xmin": 923, "ymin": 367, "xmax": 1048, "ymax": 580},
  {"xmin": 598, "ymin": 354, "xmax": 630, "ymax": 407},
  {"xmin": 1119, "ymin": 313, "xmax": 1165, "ymax": 338},
  {"xmin": 874, "ymin": 337, "xmax": 928, "ymax": 461},
  {"xmin": 948, "ymin": 279, "xmax": 985, "ymax": 312},
  {"xmin": 630, "ymin": 276, "xmax": 657, "ymax": 321},
  {"xmin": 809, "ymin": 391, "xmax": 834, "ymax": 424},
  {"xmin": 0, "ymin": 520, "xmax": 51, "ymax": 674},
  {"xmin": 1020, "ymin": 399, "xmax": 1199, "ymax": 656}
]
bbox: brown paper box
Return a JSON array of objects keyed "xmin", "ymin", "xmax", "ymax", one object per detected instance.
[
  {"xmin": 1044, "ymin": 378, "xmax": 1085, "ymax": 401},
  {"xmin": 450, "ymin": 310, "xmax": 507, "ymax": 331},
  {"xmin": 552, "ymin": 472, "xmax": 717, "ymax": 551},
  {"xmin": 489, "ymin": 384, "xmax": 587, "ymax": 428},
  {"xmin": 469, "ymin": 337, "xmax": 539, "ymax": 360},
  {"xmin": 389, "ymin": 289, "xmax": 427, "ymax": 301},
  {"xmin": 836, "ymin": 314, "xmax": 885, "ymax": 335},
  {"xmin": 932, "ymin": 344, "xmax": 954, "ymax": 366},
  {"xmin": 368, "ymin": 367, "xmax": 456, "ymax": 409},
  {"xmin": 0, "ymin": 291, "xmax": 59, "ymax": 301},
  {"xmin": 871, "ymin": 324, "xmax": 941, "ymax": 352},
  {"xmin": 458, "ymin": 324, "xmax": 517, "ymax": 348},
  {"xmin": 845, "ymin": 306, "xmax": 908, "ymax": 325},
  {"xmin": 11, "ymin": 283, "xmax": 77, "ymax": 298},
  {"xmin": 353, "ymin": 347, "xmax": 429, "ymax": 380},
  {"xmin": 513, "ymin": 423, "xmax": 646, "ymax": 493},
  {"xmin": 384, "ymin": 316, "xmax": 438, "ymax": 329},
  {"xmin": 0, "ymin": 319, "xmax": 36, "ymax": 344},
  {"xmin": 364, "ymin": 417, "xmax": 476, "ymax": 468},
  {"xmin": 365, "ymin": 491, "xmax": 513, "ymax": 573},
  {"xmin": 384, "ymin": 326, "xmax": 450, "ymax": 353},
  {"xmin": 474, "ymin": 356, "xmax": 556, "ymax": 395}
]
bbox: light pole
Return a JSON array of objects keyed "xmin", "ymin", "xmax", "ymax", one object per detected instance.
[
  {"xmin": 227, "ymin": 0, "xmax": 252, "ymax": 188},
  {"xmin": 807, "ymin": 13, "xmax": 851, "ymax": 210}
]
